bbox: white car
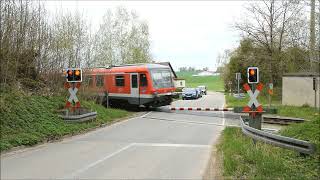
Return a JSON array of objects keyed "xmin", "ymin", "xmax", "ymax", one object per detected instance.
[{"xmin": 195, "ymin": 87, "xmax": 202, "ymax": 98}]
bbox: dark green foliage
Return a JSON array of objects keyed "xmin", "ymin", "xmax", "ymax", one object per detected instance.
[
  {"xmin": 0, "ymin": 91, "xmax": 130, "ymax": 152},
  {"xmin": 222, "ymin": 39, "xmax": 310, "ymax": 93},
  {"xmin": 218, "ymin": 126, "xmax": 319, "ymax": 179}
]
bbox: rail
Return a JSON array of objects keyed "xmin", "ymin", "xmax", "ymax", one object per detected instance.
[
  {"xmin": 240, "ymin": 116, "xmax": 316, "ymax": 155},
  {"xmin": 263, "ymin": 115, "xmax": 305, "ymax": 125}
]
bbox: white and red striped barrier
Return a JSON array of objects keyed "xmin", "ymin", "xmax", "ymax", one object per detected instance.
[{"xmin": 169, "ymin": 107, "xmax": 234, "ymax": 111}]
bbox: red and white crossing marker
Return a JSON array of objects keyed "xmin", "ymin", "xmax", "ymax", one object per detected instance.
[
  {"xmin": 64, "ymin": 82, "xmax": 81, "ymax": 109},
  {"xmin": 243, "ymin": 82, "xmax": 264, "ymax": 112}
]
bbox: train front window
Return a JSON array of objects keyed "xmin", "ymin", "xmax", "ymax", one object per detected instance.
[
  {"xmin": 140, "ymin": 74, "xmax": 148, "ymax": 87},
  {"xmin": 150, "ymin": 69, "xmax": 173, "ymax": 88}
]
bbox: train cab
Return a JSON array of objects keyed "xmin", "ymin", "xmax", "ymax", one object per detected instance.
[{"xmin": 83, "ymin": 64, "xmax": 176, "ymax": 108}]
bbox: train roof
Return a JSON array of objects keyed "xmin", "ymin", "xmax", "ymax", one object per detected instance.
[{"xmin": 84, "ymin": 63, "xmax": 172, "ymax": 74}]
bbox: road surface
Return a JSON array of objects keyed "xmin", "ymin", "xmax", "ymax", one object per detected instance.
[{"xmin": 1, "ymin": 92, "xmax": 226, "ymax": 179}]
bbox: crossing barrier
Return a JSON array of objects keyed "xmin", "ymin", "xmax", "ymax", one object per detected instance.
[{"xmin": 169, "ymin": 107, "xmax": 234, "ymax": 111}]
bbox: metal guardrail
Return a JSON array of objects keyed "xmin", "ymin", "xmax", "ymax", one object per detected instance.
[
  {"xmin": 240, "ymin": 116, "xmax": 316, "ymax": 155},
  {"xmin": 59, "ymin": 111, "xmax": 97, "ymax": 122}
]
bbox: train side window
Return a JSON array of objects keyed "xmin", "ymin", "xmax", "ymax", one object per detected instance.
[
  {"xmin": 96, "ymin": 75, "xmax": 104, "ymax": 87},
  {"xmin": 115, "ymin": 75, "xmax": 125, "ymax": 86},
  {"xmin": 140, "ymin": 74, "xmax": 148, "ymax": 87}
]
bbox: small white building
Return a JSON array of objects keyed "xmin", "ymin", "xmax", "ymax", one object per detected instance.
[
  {"xmin": 192, "ymin": 71, "xmax": 220, "ymax": 77},
  {"xmin": 174, "ymin": 78, "xmax": 186, "ymax": 88},
  {"xmin": 282, "ymin": 72, "xmax": 320, "ymax": 108}
]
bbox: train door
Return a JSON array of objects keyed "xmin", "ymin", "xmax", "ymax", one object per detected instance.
[{"xmin": 130, "ymin": 73, "xmax": 140, "ymax": 104}]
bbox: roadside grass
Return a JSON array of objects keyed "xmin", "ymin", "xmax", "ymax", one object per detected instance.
[
  {"xmin": 176, "ymin": 72, "xmax": 224, "ymax": 92},
  {"xmin": 218, "ymin": 127, "xmax": 319, "ymax": 179},
  {"xmin": 218, "ymin": 93, "xmax": 320, "ymax": 179},
  {"xmin": 0, "ymin": 91, "xmax": 131, "ymax": 152}
]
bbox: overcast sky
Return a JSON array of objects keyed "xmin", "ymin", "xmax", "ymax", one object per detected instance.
[{"xmin": 45, "ymin": 1, "xmax": 248, "ymax": 71}]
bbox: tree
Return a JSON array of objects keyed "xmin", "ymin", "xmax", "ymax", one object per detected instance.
[
  {"xmin": 234, "ymin": 0, "xmax": 307, "ymax": 83},
  {"xmin": 93, "ymin": 7, "xmax": 151, "ymax": 67},
  {"xmin": 0, "ymin": 2, "xmax": 153, "ymax": 92}
]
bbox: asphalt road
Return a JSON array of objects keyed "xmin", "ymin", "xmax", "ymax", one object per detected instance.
[{"xmin": 1, "ymin": 92, "xmax": 226, "ymax": 179}]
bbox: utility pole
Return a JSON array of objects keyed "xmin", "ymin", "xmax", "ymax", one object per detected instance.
[
  {"xmin": 310, "ymin": 0, "xmax": 316, "ymax": 71},
  {"xmin": 318, "ymin": 0, "xmax": 320, "ymax": 64}
]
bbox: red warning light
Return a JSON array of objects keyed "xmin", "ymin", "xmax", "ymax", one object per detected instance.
[
  {"xmin": 247, "ymin": 67, "xmax": 259, "ymax": 84},
  {"xmin": 75, "ymin": 70, "xmax": 80, "ymax": 76},
  {"xmin": 250, "ymin": 69, "xmax": 255, "ymax": 76}
]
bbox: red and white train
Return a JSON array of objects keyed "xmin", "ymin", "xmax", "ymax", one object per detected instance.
[{"xmin": 83, "ymin": 64, "xmax": 176, "ymax": 108}]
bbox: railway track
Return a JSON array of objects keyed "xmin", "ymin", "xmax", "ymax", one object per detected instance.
[{"xmin": 262, "ymin": 115, "xmax": 305, "ymax": 125}]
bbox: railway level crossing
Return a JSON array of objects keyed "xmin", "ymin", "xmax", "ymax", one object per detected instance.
[{"xmin": 63, "ymin": 68, "xmax": 82, "ymax": 110}]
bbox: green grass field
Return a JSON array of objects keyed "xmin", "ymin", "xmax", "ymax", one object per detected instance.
[
  {"xmin": 0, "ymin": 91, "xmax": 131, "ymax": 152},
  {"xmin": 176, "ymin": 71, "xmax": 224, "ymax": 91},
  {"xmin": 218, "ymin": 93, "xmax": 320, "ymax": 179}
]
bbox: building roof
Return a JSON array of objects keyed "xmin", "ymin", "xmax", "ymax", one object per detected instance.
[
  {"xmin": 283, "ymin": 72, "xmax": 320, "ymax": 77},
  {"xmin": 174, "ymin": 78, "xmax": 185, "ymax": 80}
]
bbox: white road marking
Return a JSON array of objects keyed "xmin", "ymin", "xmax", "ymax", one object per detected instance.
[
  {"xmin": 132, "ymin": 143, "xmax": 210, "ymax": 148},
  {"xmin": 2, "ymin": 112, "xmax": 152, "ymax": 157},
  {"xmin": 63, "ymin": 142, "xmax": 210, "ymax": 179},
  {"xmin": 60, "ymin": 112, "xmax": 152, "ymax": 143},
  {"xmin": 64, "ymin": 143, "xmax": 134, "ymax": 179},
  {"xmin": 145, "ymin": 116, "xmax": 224, "ymax": 127},
  {"xmin": 140, "ymin": 111, "xmax": 152, "ymax": 118}
]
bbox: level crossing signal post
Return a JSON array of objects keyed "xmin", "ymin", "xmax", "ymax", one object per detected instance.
[
  {"xmin": 243, "ymin": 67, "xmax": 265, "ymax": 130},
  {"xmin": 63, "ymin": 68, "xmax": 82, "ymax": 112},
  {"xmin": 235, "ymin": 73, "xmax": 241, "ymax": 99}
]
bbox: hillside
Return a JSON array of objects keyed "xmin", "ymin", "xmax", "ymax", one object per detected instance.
[
  {"xmin": 176, "ymin": 71, "xmax": 224, "ymax": 91},
  {"xmin": 0, "ymin": 91, "xmax": 130, "ymax": 152}
]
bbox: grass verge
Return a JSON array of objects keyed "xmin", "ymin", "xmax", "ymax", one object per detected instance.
[
  {"xmin": 0, "ymin": 91, "xmax": 131, "ymax": 152},
  {"xmin": 217, "ymin": 93, "xmax": 320, "ymax": 179}
]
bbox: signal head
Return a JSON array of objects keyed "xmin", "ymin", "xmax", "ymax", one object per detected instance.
[
  {"xmin": 65, "ymin": 68, "xmax": 82, "ymax": 82},
  {"xmin": 247, "ymin": 67, "xmax": 259, "ymax": 84}
]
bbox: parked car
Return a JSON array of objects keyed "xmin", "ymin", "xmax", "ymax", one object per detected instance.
[
  {"xmin": 198, "ymin": 85, "xmax": 207, "ymax": 95},
  {"xmin": 182, "ymin": 88, "xmax": 199, "ymax": 100},
  {"xmin": 195, "ymin": 87, "xmax": 202, "ymax": 98}
]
